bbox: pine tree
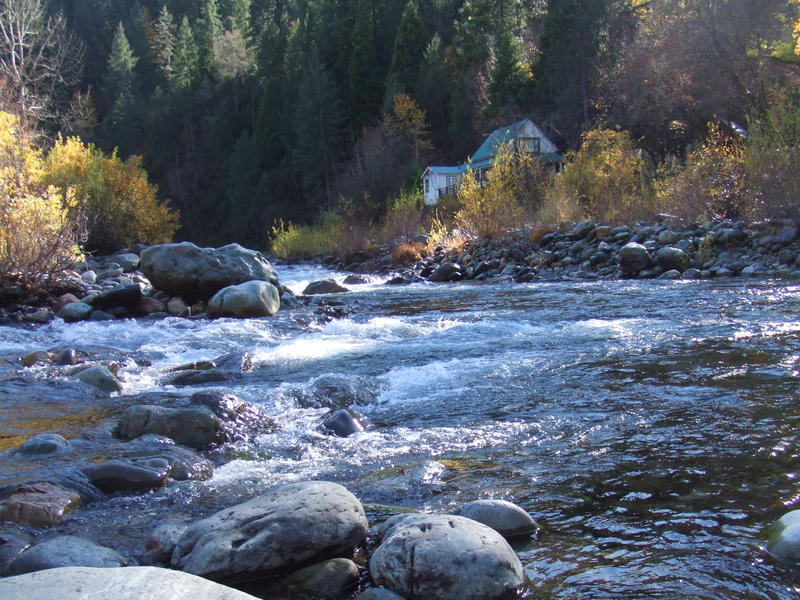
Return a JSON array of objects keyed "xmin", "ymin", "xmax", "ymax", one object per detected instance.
[
  {"xmin": 388, "ymin": 1, "xmax": 427, "ymax": 93},
  {"xmin": 197, "ymin": 0, "xmax": 222, "ymax": 77},
  {"xmin": 221, "ymin": 0, "xmax": 251, "ymax": 33},
  {"xmin": 488, "ymin": 31, "xmax": 526, "ymax": 111},
  {"xmin": 416, "ymin": 33, "xmax": 450, "ymax": 150},
  {"xmin": 104, "ymin": 22, "xmax": 138, "ymax": 114},
  {"xmin": 152, "ymin": 5, "xmax": 176, "ymax": 79},
  {"xmin": 349, "ymin": 0, "xmax": 382, "ymax": 131},
  {"xmin": 171, "ymin": 16, "xmax": 200, "ymax": 90},
  {"xmin": 292, "ymin": 46, "xmax": 344, "ymax": 210}
]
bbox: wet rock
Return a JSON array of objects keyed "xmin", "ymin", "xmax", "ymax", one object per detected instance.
[
  {"xmin": 139, "ymin": 296, "xmax": 167, "ymax": 315},
  {"xmin": 0, "ymin": 566, "xmax": 262, "ymax": 600},
  {"xmin": 119, "ymin": 438, "xmax": 214, "ymax": 482},
  {"xmin": 167, "ymin": 360, "xmax": 217, "ymax": 372},
  {"xmin": 0, "ymin": 532, "xmax": 32, "ymax": 575},
  {"xmin": 17, "ymin": 434, "xmax": 70, "ymax": 456},
  {"xmin": 92, "ymin": 283, "xmax": 143, "ymax": 311},
  {"xmin": 190, "ymin": 390, "xmax": 275, "ymax": 441},
  {"xmin": 82, "ymin": 458, "xmax": 170, "ymax": 494},
  {"xmin": 619, "ymin": 243, "xmax": 652, "ymax": 276},
  {"xmin": 114, "ymin": 253, "xmax": 141, "ymax": 272},
  {"xmin": 294, "ymin": 374, "xmax": 380, "ymax": 409},
  {"xmin": 214, "ymin": 352, "xmax": 254, "ymax": 373},
  {"xmin": 355, "ymin": 461, "xmax": 445, "ymax": 502},
  {"xmin": 572, "ymin": 219, "xmax": 596, "ymax": 239},
  {"xmin": 370, "ymin": 514, "xmax": 524, "ymax": 600},
  {"xmin": 208, "ymin": 280, "xmax": 280, "ymax": 318},
  {"xmin": 58, "ymin": 302, "xmax": 93, "ymax": 322},
  {"xmin": 52, "ymin": 348, "xmax": 78, "ymax": 366},
  {"xmin": 171, "ymin": 481, "xmax": 368, "ymax": 583},
  {"xmin": 357, "ymin": 588, "xmax": 409, "ymax": 600},
  {"xmin": 459, "ymin": 500, "xmax": 538, "ymax": 539},
  {"xmin": 430, "ymin": 262, "xmax": 462, "ymax": 282},
  {"xmin": 140, "ymin": 242, "xmax": 280, "ymax": 302},
  {"xmin": 6, "ymin": 535, "xmax": 132, "ymax": 575},
  {"xmin": 161, "ymin": 369, "xmax": 230, "ymax": 387},
  {"xmin": 343, "ymin": 274, "xmax": 370, "ymax": 284},
  {"xmin": 117, "ymin": 405, "xmax": 223, "ymax": 450},
  {"xmin": 21, "ymin": 350, "xmax": 52, "ymax": 367},
  {"xmin": 659, "ymin": 269, "xmax": 682, "ymax": 280},
  {"xmin": 655, "ymin": 247, "xmax": 688, "ymax": 272},
  {"xmin": 146, "ymin": 522, "xmax": 190, "ymax": 564},
  {"xmin": 768, "ymin": 510, "xmax": 800, "ymax": 561},
  {"xmin": 166, "ymin": 297, "xmax": 190, "ymax": 316},
  {"xmin": 682, "ymin": 268, "xmax": 701, "ymax": 280},
  {"xmin": 75, "ymin": 365, "xmax": 123, "ymax": 393},
  {"xmin": 24, "ymin": 310, "xmax": 54, "ymax": 324},
  {"xmin": 303, "ymin": 279, "xmax": 350, "ymax": 295},
  {"xmin": 270, "ymin": 558, "xmax": 360, "ymax": 597},
  {"xmin": 322, "ymin": 408, "xmax": 365, "ymax": 437},
  {"xmin": 0, "ymin": 482, "xmax": 82, "ymax": 527}
]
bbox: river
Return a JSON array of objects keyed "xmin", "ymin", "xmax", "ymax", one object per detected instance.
[{"xmin": 2, "ymin": 264, "xmax": 800, "ymax": 599}]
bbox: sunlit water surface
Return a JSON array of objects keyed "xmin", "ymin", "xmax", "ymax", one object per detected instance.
[{"xmin": 2, "ymin": 265, "xmax": 800, "ymax": 599}]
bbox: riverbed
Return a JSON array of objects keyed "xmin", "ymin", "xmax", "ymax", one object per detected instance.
[{"xmin": 2, "ymin": 265, "xmax": 800, "ymax": 599}]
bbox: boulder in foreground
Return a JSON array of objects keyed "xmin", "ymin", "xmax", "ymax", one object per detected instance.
[
  {"xmin": 208, "ymin": 280, "xmax": 280, "ymax": 318},
  {"xmin": 0, "ymin": 566, "xmax": 260, "ymax": 600},
  {"xmin": 140, "ymin": 242, "xmax": 279, "ymax": 302},
  {"xmin": 171, "ymin": 480, "xmax": 368, "ymax": 583}
]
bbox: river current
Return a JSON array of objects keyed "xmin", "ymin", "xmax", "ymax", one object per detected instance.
[{"xmin": 2, "ymin": 265, "xmax": 800, "ymax": 599}]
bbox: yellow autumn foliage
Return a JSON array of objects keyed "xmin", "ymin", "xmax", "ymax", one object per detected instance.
[
  {"xmin": 44, "ymin": 136, "xmax": 179, "ymax": 253},
  {"xmin": 0, "ymin": 112, "xmax": 83, "ymax": 288}
]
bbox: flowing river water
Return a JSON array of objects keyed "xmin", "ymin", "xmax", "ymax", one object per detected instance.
[{"xmin": 2, "ymin": 265, "xmax": 800, "ymax": 599}]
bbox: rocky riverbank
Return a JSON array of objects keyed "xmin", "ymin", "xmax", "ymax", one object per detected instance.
[{"xmin": 329, "ymin": 219, "xmax": 800, "ymax": 285}]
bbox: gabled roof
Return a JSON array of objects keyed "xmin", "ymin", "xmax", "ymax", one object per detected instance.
[
  {"xmin": 424, "ymin": 165, "xmax": 467, "ymax": 176},
  {"xmin": 471, "ymin": 119, "xmax": 530, "ymax": 163}
]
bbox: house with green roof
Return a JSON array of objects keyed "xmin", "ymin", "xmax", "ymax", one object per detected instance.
[{"xmin": 422, "ymin": 118, "xmax": 562, "ymax": 205}]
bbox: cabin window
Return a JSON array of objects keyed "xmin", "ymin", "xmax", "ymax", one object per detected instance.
[
  {"xmin": 446, "ymin": 175, "xmax": 457, "ymax": 187},
  {"xmin": 520, "ymin": 137, "xmax": 541, "ymax": 153},
  {"xmin": 424, "ymin": 178, "xmax": 430, "ymax": 194}
]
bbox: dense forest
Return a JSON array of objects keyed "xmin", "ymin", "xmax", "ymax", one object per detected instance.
[{"xmin": 2, "ymin": 0, "xmax": 799, "ymax": 248}]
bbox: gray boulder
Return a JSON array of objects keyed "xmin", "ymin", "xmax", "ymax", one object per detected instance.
[
  {"xmin": 75, "ymin": 366, "xmax": 123, "ymax": 393},
  {"xmin": 5, "ymin": 536, "xmax": 131, "ymax": 575},
  {"xmin": 208, "ymin": 280, "xmax": 280, "ymax": 318},
  {"xmin": 114, "ymin": 253, "xmax": 141, "ymax": 272},
  {"xmin": 117, "ymin": 405, "xmax": 223, "ymax": 450},
  {"xmin": 58, "ymin": 302, "xmax": 93, "ymax": 322},
  {"xmin": 303, "ymin": 279, "xmax": 349, "ymax": 295},
  {"xmin": 140, "ymin": 242, "xmax": 279, "ymax": 302},
  {"xmin": 171, "ymin": 481, "xmax": 368, "ymax": 583},
  {"xmin": 17, "ymin": 434, "xmax": 70, "ymax": 456},
  {"xmin": 429, "ymin": 262, "xmax": 462, "ymax": 282},
  {"xmin": 370, "ymin": 514, "xmax": 524, "ymax": 600},
  {"xmin": 146, "ymin": 523, "xmax": 190, "ymax": 564},
  {"xmin": 619, "ymin": 243, "xmax": 652, "ymax": 276},
  {"xmin": 0, "ymin": 566, "xmax": 261, "ymax": 600},
  {"xmin": 459, "ymin": 500, "xmax": 538, "ymax": 539},
  {"xmin": 92, "ymin": 283, "xmax": 143, "ymax": 310},
  {"xmin": 271, "ymin": 558, "xmax": 360, "ymax": 597},
  {"xmin": 655, "ymin": 246, "xmax": 688, "ymax": 272},
  {"xmin": 768, "ymin": 510, "xmax": 800, "ymax": 560},
  {"xmin": 82, "ymin": 458, "xmax": 170, "ymax": 494}
]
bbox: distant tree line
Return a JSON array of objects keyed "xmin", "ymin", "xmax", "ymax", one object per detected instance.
[{"xmin": 1, "ymin": 0, "xmax": 797, "ymax": 247}]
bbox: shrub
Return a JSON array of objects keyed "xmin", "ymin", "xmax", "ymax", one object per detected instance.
[
  {"xmin": 43, "ymin": 137, "xmax": 179, "ymax": 253},
  {"xmin": 544, "ymin": 129, "xmax": 652, "ymax": 223},
  {"xmin": 391, "ymin": 242, "xmax": 424, "ymax": 265},
  {"xmin": 0, "ymin": 112, "xmax": 84, "ymax": 291},
  {"xmin": 379, "ymin": 189, "xmax": 425, "ymax": 243},
  {"xmin": 455, "ymin": 143, "xmax": 552, "ymax": 238},
  {"xmin": 270, "ymin": 210, "xmax": 366, "ymax": 260},
  {"xmin": 654, "ymin": 124, "xmax": 747, "ymax": 222}
]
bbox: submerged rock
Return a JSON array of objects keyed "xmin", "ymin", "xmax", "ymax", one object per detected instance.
[
  {"xmin": 370, "ymin": 514, "xmax": 524, "ymax": 600},
  {"xmin": 268, "ymin": 558, "xmax": 360, "ymax": 598},
  {"xmin": 116, "ymin": 405, "xmax": 223, "ymax": 450},
  {"xmin": 0, "ymin": 483, "xmax": 81, "ymax": 527},
  {"xmin": 75, "ymin": 365, "xmax": 124, "ymax": 394},
  {"xmin": 208, "ymin": 280, "xmax": 281, "ymax": 318},
  {"xmin": 5, "ymin": 535, "xmax": 132, "ymax": 575},
  {"xmin": 140, "ymin": 242, "xmax": 279, "ymax": 302},
  {"xmin": 171, "ymin": 481, "xmax": 368, "ymax": 583},
  {"xmin": 459, "ymin": 499, "xmax": 538, "ymax": 539},
  {"xmin": 321, "ymin": 408, "xmax": 365, "ymax": 437},
  {"xmin": 17, "ymin": 434, "xmax": 70, "ymax": 457},
  {"xmin": 0, "ymin": 566, "xmax": 262, "ymax": 600},
  {"xmin": 303, "ymin": 279, "xmax": 350, "ymax": 295}
]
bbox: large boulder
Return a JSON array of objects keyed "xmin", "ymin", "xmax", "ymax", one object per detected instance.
[
  {"xmin": 768, "ymin": 510, "xmax": 800, "ymax": 560},
  {"xmin": 91, "ymin": 283, "xmax": 143, "ymax": 311},
  {"xmin": 370, "ymin": 514, "xmax": 524, "ymax": 600},
  {"xmin": 619, "ymin": 243, "xmax": 652, "ymax": 276},
  {"xmin": 208, "ymin": 281, "xmax": 280, "ymax": 318},
  {"xmin": 171, "ymin": 481, "xmax": 368, "ymax": 583},
  {"xmin": 140, "ymin": 242, "xmax": 279, "ymax": 302},
  {"xmin": 655, "ymin": 246, "xmax": 689, "ymax": 272},
  {"xmin": 0, "ymin": 566, "xmax": 262, "ymax": 600},
  {"xmin": 5, "ymin": 535, "xmax": 131, "ymax": 575},
  {"xmin": 116, "ymin": 405, "xmax": 223, "ymax": 450}
]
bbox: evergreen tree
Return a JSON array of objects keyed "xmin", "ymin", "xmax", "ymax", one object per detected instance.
[
  {"xmin": 172, "ymin": 16, "xmax": 200, "ymax": 90},
  {"xmin": 416, "ymin": 33, "xmax": 451, "ymax": 150},
  {"xmin": 152, "ymin": 5, "xmax": 176, "ymax": 79},
  {"xmin": 349, "ymin": 0, "xmax": 382, "ymax": 131},
  {"xmin": 104, "ymin": 22, "xmax": 139, "ymax": 151},
  {"xmin": 292, "ymin": 46, "xmax": 344, "ymax": 211},
  {"xmin": 488, "ymin": 31, "xmax": 526, "ymax": 112},
  {"xmin": 221, "ymin": 0, "xmax": 251, "ymax": 33},
  {"xmin": 388, "ymin": 1, "xmax": 427, "ymax": 93},
  {"xmin": 197, "ymin": 0, "xmax": 222, "ymax": 77}
]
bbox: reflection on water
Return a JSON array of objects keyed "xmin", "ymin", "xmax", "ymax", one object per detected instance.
[{"xmin": 0, "ymin": 269, "xmax": 799, "ymax": 598}]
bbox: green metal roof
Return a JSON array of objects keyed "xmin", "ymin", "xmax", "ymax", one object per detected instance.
[{"xmin": 471, "ymin": 119, "xmax": 530, "ymax": 163}]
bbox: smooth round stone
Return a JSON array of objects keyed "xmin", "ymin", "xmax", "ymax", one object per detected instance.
[
  {"xmin": 58, "ymin": 302, "xmax": 93, "ymax": 322},
  {"xmin": 0, "ymin": 566, "xmax": 261, "ymax": 599},
  {"xmin": 273, "ymin": 558, "xmax": 360, "ymax": 597},
  {"xmin": 459, "ymin": 499, "xmax": 538, "ymax": 539},
  {"xmin": 303, "ymin": 279, "xmax": 350, "ymax": 294},
  {"xmin": 17, "ymin": 434, "xmax": 70, "ymax": 456},
  {"xmin": 5, "ymin": 535, "xmax": 131, "ymax": 575},
  {"xmin": 21, "ymin": 351, "xmax": 52, "ymax": 367},
  {"xmin": 75, "ymin": 365, "xmax": 123, "ymax": 393},
  {"xmin": 768, "ymin": 510, "xmax": 800, "ymax": 560}
]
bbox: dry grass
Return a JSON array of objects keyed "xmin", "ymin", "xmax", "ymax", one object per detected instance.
[{"xmin": 391, "ymin": 242, "xmax": 425, "ymax": 265}]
